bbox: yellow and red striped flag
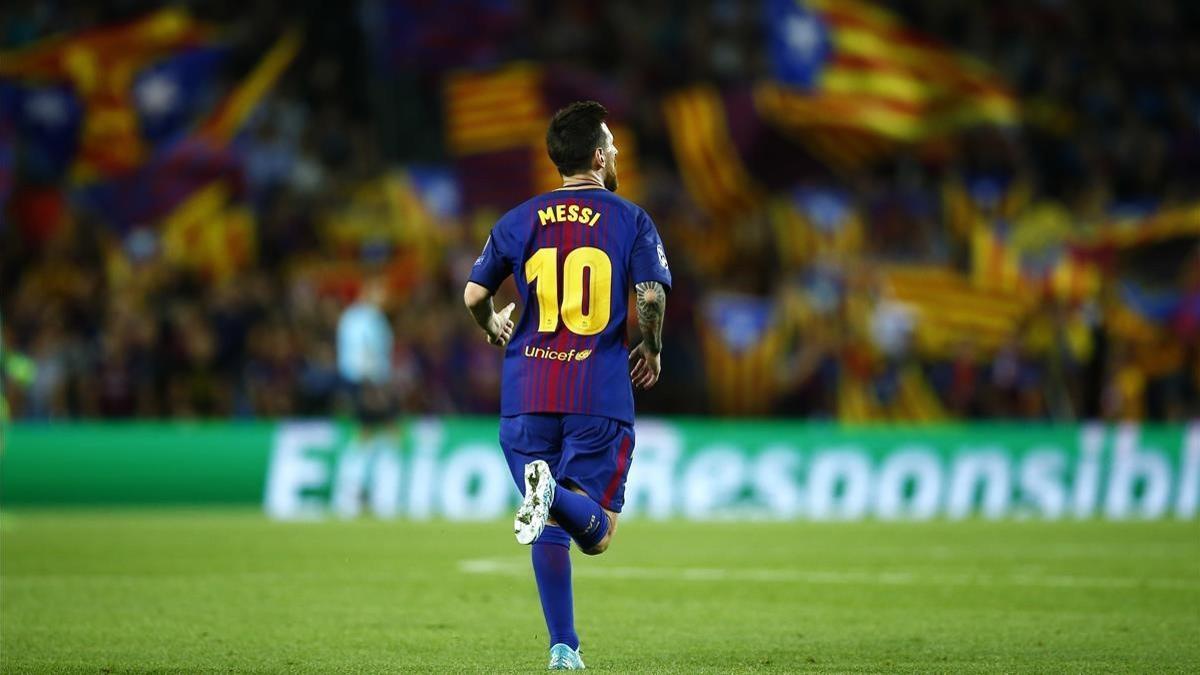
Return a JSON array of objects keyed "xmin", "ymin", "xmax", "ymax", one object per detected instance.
[
  {"xmin": 661, "ymin": 86, "xmax": 766, "ymax": 223},
  {"xmin": 757, "ymin": 0, "xmax": 1018, "ymax": 166},
  {"xmin": 443, "ymin": 62, "xmax": 547, "ymax": 157},
  {"xmin": 444, "ymin": 62, "xmax": 642, "ymax": 209},
  {"xmin": 767, "ymin": 186, "xmax": 864, "ymax": 267},
  {"xmin": 880, "ymin": 266, "xmax": 1033, "ymax": 357},
  {"xmin": 159, "ymin": 180, "xmax": 255, "ymax": 283},
  {"xmin": 694, "ymin": 292, "xmax": 802, "ymax": 416}
]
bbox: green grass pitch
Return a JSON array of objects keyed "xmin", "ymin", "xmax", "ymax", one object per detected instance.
[{"xmin": 2, "ymin": 511, "xmax": 1197, "ymax": 673}]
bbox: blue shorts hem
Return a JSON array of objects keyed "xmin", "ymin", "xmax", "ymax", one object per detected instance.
[{"xmin": 498, "ymin": 413, "xmax": 634, "ymax": 513}]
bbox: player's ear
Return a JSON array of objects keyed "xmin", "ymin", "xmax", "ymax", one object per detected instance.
[{"xmin": 594, "ymin": 146, "xmax": 605, "ymax": 170}]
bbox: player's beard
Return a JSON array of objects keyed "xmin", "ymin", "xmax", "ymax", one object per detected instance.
[{"xmin": 604, "ymin": 159, "xmax": 618, "ymax": 192}]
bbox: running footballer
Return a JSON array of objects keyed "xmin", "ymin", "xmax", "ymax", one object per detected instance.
[{"xmin": 463, "ymin": 101, "xmax": 670, "ymax": 670}]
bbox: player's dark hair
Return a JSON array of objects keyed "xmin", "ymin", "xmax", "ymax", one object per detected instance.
[{"xmin": 546, "ymin": 101, "xmax": 608, "ymax": 176}]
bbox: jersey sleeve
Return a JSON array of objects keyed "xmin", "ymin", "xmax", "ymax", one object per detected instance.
[
  {"xmin": 629, "ymin": 209, "xmax": 672, "ymax": 291},
  {"xmin": 467, "ymin": 226, "xmax": 511, "ymax": 293}
]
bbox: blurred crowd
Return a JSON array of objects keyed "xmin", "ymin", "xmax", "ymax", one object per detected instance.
[{"xmin": 2, "ymin": 0, "xmax": 1198, "ymax": 422}]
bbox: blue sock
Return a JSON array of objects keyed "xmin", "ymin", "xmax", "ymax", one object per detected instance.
[
  {"xmin": 550, "ymin": 486, "xmax": 610, "ymax": 550},
  {"xmin": 531, "ymin": 526, "xmax": 579, "ymax": 649}
]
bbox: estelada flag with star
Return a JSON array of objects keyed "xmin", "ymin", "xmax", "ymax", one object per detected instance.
[
  {"xmin": 74, "ymin": 27, "xmax": 301, "ymax": 233},
  {"xmin": 0, "ymin": 9, "xmax": 224, "ymax": 183},
  {"xmin": 755, "ymin": 0, "xmax": 1019, "ymax": 166}
]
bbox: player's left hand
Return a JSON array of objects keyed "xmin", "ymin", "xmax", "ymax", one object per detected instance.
[
  {"xmin": 628, "ymin": 341, "xmax": 661, "ymax": 390},
  {"xmin": 485, "ymin": 302, "xmax": 516, "ymax": 347}
]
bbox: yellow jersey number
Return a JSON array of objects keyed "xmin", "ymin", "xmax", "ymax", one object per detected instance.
[{"xmin": 524, "ymin": 246, "xmax": 612, "ymax": 336}]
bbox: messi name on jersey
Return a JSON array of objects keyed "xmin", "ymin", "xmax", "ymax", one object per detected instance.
[
  {"xmin": 537, "ymin": 203, "xmax": 602, "ymax": 226},
  {"xmin": 469, "ymin": 188, "xmax": 670, "ymax": 424}
]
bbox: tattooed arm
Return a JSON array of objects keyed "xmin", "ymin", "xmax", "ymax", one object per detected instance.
[
  {"xmin": 629, "ymin": 281, "xmax": 666, "ymax": 389},
  {"xmin": 635, "ymin": 281, "xmax": 666, "ymax": 354}
]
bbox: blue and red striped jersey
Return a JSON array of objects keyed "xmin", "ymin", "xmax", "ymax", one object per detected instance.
[{"xmin": 468, "ymin": 186, "xmax": 671, "ymax": 424}]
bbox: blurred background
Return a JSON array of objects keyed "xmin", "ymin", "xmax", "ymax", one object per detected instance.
[
  {"xmin": 4, "ymin": 7, "xmax": 1198, "ymax": 669},
  {"xmin": 1, "ymin": 0, "xmax": 1198, "ymax": 425}
]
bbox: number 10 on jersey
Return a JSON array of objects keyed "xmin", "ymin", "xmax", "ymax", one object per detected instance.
[{"xmin": 524, "ymin": 246, "xmax": 612, "ymax": 336}]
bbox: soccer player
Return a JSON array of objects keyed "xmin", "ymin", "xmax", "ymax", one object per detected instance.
[{"xmin": 463, "ymin": 101, "xmax": 670, "ymax": 670}]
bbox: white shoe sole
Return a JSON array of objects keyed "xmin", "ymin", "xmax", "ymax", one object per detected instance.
[{"xmin": 514, "ymin": 460, "xmax": 555, "ymax": 545}]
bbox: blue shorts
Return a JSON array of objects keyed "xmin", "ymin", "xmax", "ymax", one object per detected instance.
[{"xmin": 499, "ymin": 413, "xmax": 635, "ymax": 513}]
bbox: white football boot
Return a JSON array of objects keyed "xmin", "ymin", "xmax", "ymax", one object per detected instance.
[
  {"xmin": 514, "ymin": 460, "xmax": 556, "ymax": 545},
  {"xmin": 548, "ymin": 643, "xmax": 586, "ymax": 670}
]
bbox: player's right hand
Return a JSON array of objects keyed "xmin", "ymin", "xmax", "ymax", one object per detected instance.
[
  {"xmin": 486, "ymin": 302, "xmax": 516, "ymax": 347},
  {"xmin": 628, "ymin": 341, "xmax": 661, "ymax": 389}
]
